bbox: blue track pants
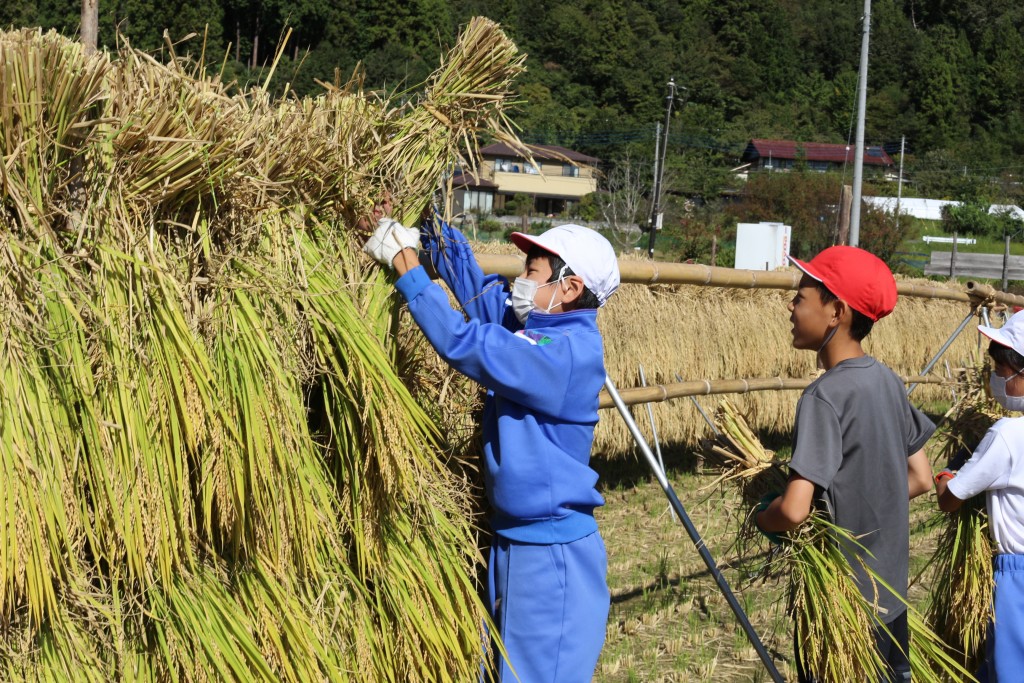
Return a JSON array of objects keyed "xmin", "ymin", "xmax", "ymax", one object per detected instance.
[
  {"xmin": 985, "ymin": 554, "xmax": 1024, "ymax": 682},
  {"xmin": 487, "ymin": 532, "xmax": 610, "ymax": 683}
]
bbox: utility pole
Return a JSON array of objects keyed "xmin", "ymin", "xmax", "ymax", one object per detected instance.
[
  {"xmin": 647, "ymin": 78, "xmax": 676, "ymax": 259},
  {"xmin": 895, "ymin": 135, "xmax": 905, "ymax": 231},
  {"xmin": 849, "ymin": 0, "xmax": 871, "ymax": 247},
  {"xmin": 651, "ymin": 121, "xmax": 662, "ymax": 230},
  {"xmin": 81, "ymin": 0, "xmax": 99, "ymax": 54}
]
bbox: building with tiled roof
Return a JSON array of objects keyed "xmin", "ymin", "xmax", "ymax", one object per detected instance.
[
  {"xmin": 740, "ymin": 139, "xmax": 894, "ymax": 174},
  {"xmin": 450, "ymin": 143, "xmax": 600, "ymax": 218}
]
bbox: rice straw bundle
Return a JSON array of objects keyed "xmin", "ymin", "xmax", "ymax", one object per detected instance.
[
  {"xmin": 0, "ymin": 19, "xmax": 525, "ymax": 681},
  {"xmin": 702, "ymin": 400, "xmax": 788, "ymax": 504},
  {"xmin": 704, "ymin": 403, "xmax": 974, "ymax": 682},
  {"xmin": 703, "ymin": 402, "xmax": 886, "ymax": 680},
  {"xmin": 919, "ymin": 370, "xmax": 1000, "ymax": 675}
]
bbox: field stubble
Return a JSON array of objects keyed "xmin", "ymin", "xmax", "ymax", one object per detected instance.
[{"xmin": 592, "ymin": 442, "xmax": 944, "ymax": 682}]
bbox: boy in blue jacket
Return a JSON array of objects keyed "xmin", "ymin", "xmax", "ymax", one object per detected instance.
[{"xmin": 363, "ymin": 213, "xmax": 620, "ymax": 683}]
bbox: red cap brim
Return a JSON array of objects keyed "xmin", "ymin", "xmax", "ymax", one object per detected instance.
[{"xmin": 786, "ymin": 254, "xmax": 822, "ymax": 283}]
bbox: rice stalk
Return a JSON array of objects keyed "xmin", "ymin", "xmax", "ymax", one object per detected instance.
[
  {"xmin": 371, "ymin": 16, "xmax": 527, "ymax": 226},
  {"xmin": 0, "ymin": 238, "xmax": 86, "ymax": 626},
  {"xmin": 0, "ymin": 29, "xmax": 110, "ymax": 239},
  {"xmin": 917, "ymin": 371, "xmax": 1000, "ymax": 675},
  {"xmin": 700, "ymin": 400, "xmax": 787, "ymax": 502},
  {"xmin": 302, "ymin": 227, "xmax": 492, "ymax": 682},
  {"xmin": 784, "ymin": 514, "xmax": 888, "ymax": 682}
]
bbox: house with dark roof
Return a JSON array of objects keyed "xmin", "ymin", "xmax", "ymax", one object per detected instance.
[
  {"xmin": 740, "ymin": 139, "xmax": 894, "ymax": 175},
  {"xmin": 451, "ymin": 143, "xmax": 600, "ymax": 217}
]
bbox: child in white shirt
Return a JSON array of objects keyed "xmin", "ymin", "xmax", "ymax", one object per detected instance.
[{"xmin": 936, "ymin": 310, "xmax": 1024, "ymax": 682}]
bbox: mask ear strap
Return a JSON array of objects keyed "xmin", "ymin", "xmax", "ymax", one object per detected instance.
[{"xmin": 543, "ymin": 266, "xmax": 570, "ymax": 312}]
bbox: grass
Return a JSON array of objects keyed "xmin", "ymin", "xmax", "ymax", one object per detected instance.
[
  {"xmin": 592, "ymin": 435, "xmax": 947, "ymax": 682},
  {"xmin": 895, "ymin": 229, "xmax": 1024, "ymax": 291}
]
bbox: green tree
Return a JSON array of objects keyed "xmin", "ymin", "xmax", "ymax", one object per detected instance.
[
  {"xmin": 909, "ymin": 27, "xmax": 971, "ymax": 151},
  {"xmin": 943, "ymin": 203, "xmax": 1022, "ymax": 239},
  {"xmin": 0, "ymin": 0, "xmax": 39, "ymax": 27}
]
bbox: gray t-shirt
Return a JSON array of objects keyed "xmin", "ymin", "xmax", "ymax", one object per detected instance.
[{"xmin": 789, "ymin": 356, "xmax": 935, "ymax": 621}]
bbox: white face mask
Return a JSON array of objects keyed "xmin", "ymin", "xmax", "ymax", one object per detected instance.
[
  {"xmin": 989, "ymin": 369, "xmax": 1024, "ymax": 411},
  {"xmin": 510, "ymin": 267, "xmax": 567, "ymax": 324}
]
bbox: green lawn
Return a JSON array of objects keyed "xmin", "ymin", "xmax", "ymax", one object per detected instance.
[{"xmin": 894, "ymin": 231, "xmax": 1024, "ymax": 292}]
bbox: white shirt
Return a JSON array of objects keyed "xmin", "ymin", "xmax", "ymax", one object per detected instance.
[{"xmin": 948, "ymin": 416, "xmax": 1024, "ymax": 554}]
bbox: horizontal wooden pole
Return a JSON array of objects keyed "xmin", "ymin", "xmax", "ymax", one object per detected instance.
[
  {"xmin": 472, "ymin": 254, "xmax": 1024, "ymax": 308},
  {"xmin": 597, "ymin": 375, "xmax": 947, "ymax": 410}
]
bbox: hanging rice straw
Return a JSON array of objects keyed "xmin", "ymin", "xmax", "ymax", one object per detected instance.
[
  {"xmin": 370, "ymin": 16, "xmax": 527, "ymax": 227},
  {"xmin": 0, "ymin": 19, "xmax": 527, "ymax": 680}
]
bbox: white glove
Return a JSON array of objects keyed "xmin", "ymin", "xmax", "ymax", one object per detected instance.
[{"xmin": 362, "ymin": 218, "xmax": 420, "ymax": 268}]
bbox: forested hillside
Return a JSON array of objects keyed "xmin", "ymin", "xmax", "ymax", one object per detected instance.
[{"xmin": 4, "ymin": 0, "xmax": 1022, "ymax": 199}]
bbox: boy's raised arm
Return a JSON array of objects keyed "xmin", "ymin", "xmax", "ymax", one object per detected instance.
[{"xmin": 421, "ymin": 215, "xmax": 511, "ymax": 325}]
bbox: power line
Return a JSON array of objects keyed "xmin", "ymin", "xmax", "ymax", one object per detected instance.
[
  {"xmin": 519, "ymin": 126, "xmax": 745, "ymax": 155},
  {"xmin": 518, "ymin": 128, "xmax": 1024, "ymax": 183}
]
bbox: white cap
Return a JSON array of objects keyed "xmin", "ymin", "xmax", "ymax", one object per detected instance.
[
  {"xmin": 980, "ymin": 310, "xmax": 1024, "ymax": 357},
  {"xmin": 510, "ymin": 224, "xmax": 620, "ymax": 306}
]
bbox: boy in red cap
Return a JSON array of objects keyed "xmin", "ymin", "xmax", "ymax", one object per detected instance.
[{"xmin": 754, "ymin": 246, "xmax": 936, "ymax": 682}]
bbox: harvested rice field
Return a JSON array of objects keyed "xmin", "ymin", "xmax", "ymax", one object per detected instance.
[
  {"xmin": 0, "ymin": 18, "xmax": 1002, "ymax": 682},
  {"xmin": 592, "ymin": 431, "xmax": 949, "ymax": 682}
]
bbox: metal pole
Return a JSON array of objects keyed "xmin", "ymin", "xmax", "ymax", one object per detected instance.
[
  {"xmin": 604, "ymin": 376, "xmax": 785, "ymax": 683},
  {"xmin": 639, "ymin": 365, "xmax": 675, "ymax": 521},
  {"xmin": 907, "ymin": 308, "xmax": 977, "ymax": 395},
  {"xmin": 895, "ymin": 135, "xmax": 905, "ymax": 232},
  {"xmin": 951, "ymin": 231, "xmax": 958, "ymax": 277},
  {"xmin": 647, "ymin": 78, "xmax": 676, "ymax": 259},
  {"xmin": 1003, "ymin": 234, "xmax": 1011, "ymax": 293},
  {"xmin": 650, "ymin": 121, "xmax": 661, "ymax": 228},
  {"xmin": 849, "ymin": 0, "xmax": 871, "ymax": 247},
  {"xmin": 638, "ymin": 365, "xmax": 667, "ymax": 476},
  {"xmin": 678, "ymin": 372, "xmax": 721, "ymax": 436}
]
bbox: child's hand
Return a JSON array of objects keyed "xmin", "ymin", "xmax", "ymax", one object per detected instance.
[
  {"xmin": 947, "ymin": 446, "xmax": 971, "ymax": 472},
  {"xmin": 362, "ymin": 218, "xmax": 420, "ymax": 269},
  {"xmin": 754, "ymin": 492, "xmax": 785, "ymax": 545}
]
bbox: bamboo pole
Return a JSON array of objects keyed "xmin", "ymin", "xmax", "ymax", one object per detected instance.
[
  {"xmin": 471, "ymin": 254, "xmax": 1024, "ymax": 307},
  {"xmin": 597, "ymin": 374, "xmax": 947, "ymax": 410},
  {"xmin": 966, "ymin": 281, "xmax": 1024, "ymax": 308}
]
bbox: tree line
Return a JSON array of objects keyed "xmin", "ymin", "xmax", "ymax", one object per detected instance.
[{"xmin": 3, "ymin": 0, "xmax": 1022, "ymax": 203}]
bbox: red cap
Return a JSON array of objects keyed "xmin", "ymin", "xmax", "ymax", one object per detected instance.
[{"xmin": 787, "ymin": 246, "xmax": 897, "ymax": 321}]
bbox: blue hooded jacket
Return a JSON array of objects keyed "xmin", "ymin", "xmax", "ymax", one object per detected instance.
[{"xmin": 393, "ymin": 221, "xmax": 606, "ymax": 544}]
